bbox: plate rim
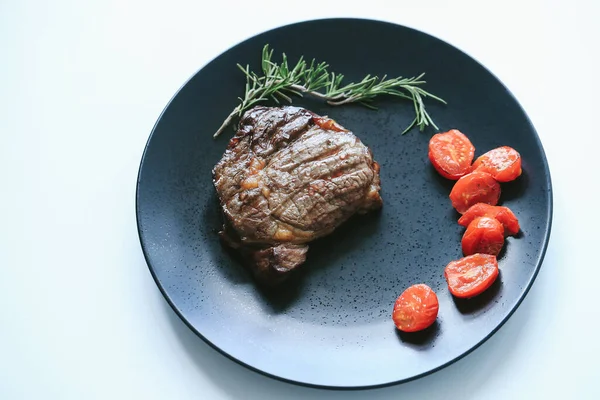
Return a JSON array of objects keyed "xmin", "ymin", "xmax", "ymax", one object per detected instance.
[{"xmin": 135, "ymin": 17, "xmax": 554, "ymax": 390}]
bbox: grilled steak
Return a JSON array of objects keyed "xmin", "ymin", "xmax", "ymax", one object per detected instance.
[{"xmin": 213, "ymin": 106, "xmax": 382, "ymax": 285}]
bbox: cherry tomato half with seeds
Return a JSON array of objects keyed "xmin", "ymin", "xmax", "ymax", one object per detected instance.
[
  {"xmin": 471, "ymin": 146, "xmax": 522, "ymax": 182},
  {"xmin": 444, "ymin": 254, "xmax": 499, "ymax": 298},
  {"xmin": 458, "ymin": 203, "xmax": 520, "ymax": 236},
  {"xmin": 392, "ymin": 284, "xmax": 439, "ymax": 332},
  {"xmin": 428, "ymin": 129, "xmax": 475, "ymax": 180},
  {"xmin": 462, "ymin": 216, "xmax": 505, "ymax": 256},
  {"xmin": 449, "ymin": 171, "xmax": 501, "ymax": 214}
]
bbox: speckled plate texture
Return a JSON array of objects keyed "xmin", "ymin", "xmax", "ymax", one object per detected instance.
[{"xmin": 136, "ymin": 18, "xmax": 552, "ymax": 389}]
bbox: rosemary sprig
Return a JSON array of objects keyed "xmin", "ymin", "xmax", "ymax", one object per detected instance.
[{"xmin": 213, "ymin": 44, "xmax": 445, "ymax": 137}]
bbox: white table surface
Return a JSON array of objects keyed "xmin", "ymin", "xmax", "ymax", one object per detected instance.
[{"xmin": 2, "ymin": 0, "xmax": 600, "ymax": 398}]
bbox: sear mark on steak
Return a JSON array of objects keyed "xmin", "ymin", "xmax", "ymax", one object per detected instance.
[{"xmin": 212, "ymin": 106, "xmax": 382, "ymax": 286}]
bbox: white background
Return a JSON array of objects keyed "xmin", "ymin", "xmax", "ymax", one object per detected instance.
[{"xmin": 1, "ymin": 0, "xmax": 599, "ymax": 398}]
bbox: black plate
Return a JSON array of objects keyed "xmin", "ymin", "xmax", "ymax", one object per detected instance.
[{"xmin": 136, "ymin": 18, "xmax": 552, "ymax": 389}]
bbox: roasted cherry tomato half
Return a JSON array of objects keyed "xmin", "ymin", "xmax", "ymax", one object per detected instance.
[
  {"xmin": 444, "ymin": 254, "xmax": 499, "ymax": 298},
  {"xmin": 458, "ymin": 203, "xmax": 520, "ymax": 236},
  {"xmin": 428, "ymin": 129, "xmax": 475, "ymax": 180},
  {"xmin": 471, "ymin": 146, "xmax": 522, "ymax": 182},
  {"xmin": 449, "ymin": 171, "xmax": 501, "ymax": 214},
  {"xmin": 462, "ymin": 217, "xmax": 505, "ymax": 256},
  {"xmin": 392, "ymin": 284, "xmax": 439, "ymax": 332}
]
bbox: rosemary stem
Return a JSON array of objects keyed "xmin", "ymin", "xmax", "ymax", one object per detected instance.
[
  {"xmin": 288, "ymin": 84, "xmax": 357, "ymax": 102},
  {"xmin": 213, "ymin": 105, "xmax": 240, "ymax": 138},
  {"xmin": 213, "ymin": 44, "xmax": 444, "ymax": 138},
  {"xmin": 289, "ymin": 84, "xmax": 330, "ymax": 100},
  {"xmin": 327, "ymin": 95, "xmax": 360, "ymax": 106}
]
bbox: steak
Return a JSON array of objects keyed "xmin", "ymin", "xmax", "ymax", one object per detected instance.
[{"xmin": 213, "ymin": 106, "xmax": 382, "ymax": 285}]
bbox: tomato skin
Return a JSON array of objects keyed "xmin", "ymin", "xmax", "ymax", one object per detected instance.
[
  {"xmin": 428, "ymin": 129, "xmax": 475, "ymax": 180},
  {"xmin": 392, "ymin": 284, "xmax": 439, "ymax": 332},
  {"xmin": 458, "ymin": 203, "xmax": 520, "ymax": 236},
  {"xmin": 449, "ymin": 171, "xmax": 501, "ymax": 214},
  {"xmin": 444, "ymin": 254, "xmax": 499, "ymax": 298},
  {"xmin": 472, "ymin": 146, "xmax": 522, "ymax": 182},
  {"xmin": 462, "ymin": 217, "xmax": 505, "ymax": 256}
]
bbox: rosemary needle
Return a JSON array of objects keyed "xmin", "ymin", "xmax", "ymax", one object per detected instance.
[{"xmin": 213, "ymin": 45, "xmax": 445, "ymax": 138}]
